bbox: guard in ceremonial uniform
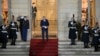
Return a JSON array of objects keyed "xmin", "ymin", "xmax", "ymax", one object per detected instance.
[
  {"xmin": 0, "ymin": 24, "xmax": 8, "ymax": 48},
  {"xmin": 9, "ymin": 15, "xmax": 18, "ymax": 45},
  {"xmin": 17, "ymin": 16, "xmax": 24, "ymax": 40},
  {"xmin": 91, "ymin": 22, "xmax": 100, "ymax": 52},
  {"xmin": 81, "ymin": 21, "xmax": 90, "ymax": 48},
  {"xmin": 22, "ymin": 16, "xmax": 29, "ymax": 41},
  {"xmin": 40, "ymin": 16, "xmax": 49, "ymax": 41},
  {"xmin": 68, "ymin": 14, "xmax": 78, "ymax": 45}
]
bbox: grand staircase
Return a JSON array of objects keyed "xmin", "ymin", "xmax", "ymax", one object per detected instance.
[
  {"xmin": 1, "ymin": 39, "xmax": 100, "ymax": 56},
  {"xmin": 0, "ymin": 41, "xmax": 30, "ymax": 56},
  {"xmin": 59, "ymin": 40, "xmax": 100, "ymax": 56}
]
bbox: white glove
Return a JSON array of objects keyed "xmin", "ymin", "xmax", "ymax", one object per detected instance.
[
  {"xmin": 42, "ymin": 26, "xmax": 48, "ymax": 29},
  {"xmin": 44, "ymin": 26, "xmax": 48, "ymax": 29},
  {"xmin": 75, "ymin": 31, "xmax": 78, "ymax": 34},
  {"xmin": 16, "ymin": 32, "xmax": 19, "ymax": 35},
  {"xmin": 28, "ymin": 29, "xmax": 30, "ymax": 31},
  {"xmin": 7, "ymin": 35, "xmax": 9, "ymax": 38},
  {"xmin": 99, "ymin": 39, "xmax": 100, "ymax": 42}
]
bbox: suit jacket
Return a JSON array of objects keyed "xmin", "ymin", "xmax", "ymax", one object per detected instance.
[{"xmin": 40, "ymin": 19, "xmax": 49, "ymax": 29}]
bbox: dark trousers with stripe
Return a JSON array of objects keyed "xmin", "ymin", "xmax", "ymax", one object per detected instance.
[{"xmin": 22, "ymin": 28, "xmax": 28, "ymax": 41}]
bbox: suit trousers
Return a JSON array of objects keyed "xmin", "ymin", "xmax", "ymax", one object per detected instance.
[{"xmin": 42, "ymin": 28, "xmax": 48, "ymax": 40}]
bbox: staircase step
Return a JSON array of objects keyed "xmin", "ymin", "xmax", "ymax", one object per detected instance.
[
  {"xmin": 0, "ymin": 54, "xmax": 29, "ymax": 56},
  {"xmin": 59, "ymin": 44, "xmax": 89, "ymax": 48},
  {"xmin": 58, "ymin": 55, "xmax": 100, "ymax": 56},
  {"xmin": 59, "ymin": 48, "xmax": 94, "ymax": 52},
  {"xmin": 0, "ymin": 49, "xmax": 29, "ymax": 52},
  {"xmin": 59, "ymin": 52, "xmax": 100, "ymax": 55},
  {"xmin": 59, "ymin": 41, "xmax": 84, "ymax": 45},
  {"xmin": 0, "ymin": 52, "xmax": 29, "ymax": 54},
  {"xmin": 7, "ymin": 41, "xmax": 30, "ymax": 45},
  {"xmin": 32, "ymin": 53, "xmax": 58, "ymax": 56}
]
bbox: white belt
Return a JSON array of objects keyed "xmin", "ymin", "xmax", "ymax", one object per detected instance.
[
  {"xmin": 1, "ymin": 31, "xmax": 7, "ymax": 33},
  {"xmin": 84, "ymin": 31, "xmax": 89, "ymax": 33},
  {"xmin": 94, "ymin": 34, "xmax": 99, "ymax": 36},
  {"xmin": 70, "ymin": 27, "xmax": 76, "ymax": 29},
  {"xmin": 11, "ymin": 28, "xmax": 17, "ymax": 29}
]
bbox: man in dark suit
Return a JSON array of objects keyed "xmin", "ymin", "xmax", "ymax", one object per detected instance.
[
  {"xmin": 68, "ymin": 14, "xmax": 78, "ymax": 45},
  {"xmin": 40, "ymin": 16, "xmax": 49, "ymax": 41}
]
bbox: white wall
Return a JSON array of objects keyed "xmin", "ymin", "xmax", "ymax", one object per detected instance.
[
  {"xmin": 10, "ymin": 0, "xmax": 30, "ymax": 17},
  {"xmin": 58, "ymin": 0, "xmax": 80, "ymax": 40},
  {"xmin": 96, "ymin": 0, "xmax": 100, "ymax": 26}
]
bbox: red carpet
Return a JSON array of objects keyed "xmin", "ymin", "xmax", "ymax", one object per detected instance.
[{"xmin": 29, "ymin": 39, "xmax": 58, "ymax": 56}]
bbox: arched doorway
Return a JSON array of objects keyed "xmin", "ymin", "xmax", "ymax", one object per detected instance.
[{"xmin": 31, "ymin": 0, "xmax": 57, "ymax": 38}]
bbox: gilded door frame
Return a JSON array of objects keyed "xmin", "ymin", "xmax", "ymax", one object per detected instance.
[
  {"xmin": 81, "ymin": 0, "xmax": 96, "ymax": 28},
  {"xmin": 31, "ymin": 0, "xmax": 58, "ymax": 38}
]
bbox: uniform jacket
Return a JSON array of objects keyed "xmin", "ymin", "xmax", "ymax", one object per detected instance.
[
  {"xmin": 0, "ymin": 25, "xmax": 8, "ymax": 43},
  {"xmin": 68, "ymin": 20, "xmax": 77, "ymax": 39},
  {"xmin": 81, "ymin": 25, "xmax": 90, "ymax": 42},
  {"xmin": 9, "ymin": 21, "xmax": 18, "ymax": 39},
  {"xmin": 91, "ymin": 27, "xmax": 100, "ymax": 45}
]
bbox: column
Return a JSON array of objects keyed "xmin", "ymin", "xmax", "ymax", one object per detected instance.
[
  {"xmin": 0, "ymin": 0, "xmax": 2, "ymax": 25},
  {"xmin": 90, "ymin": 0, "xmax": 96, "ymax": 27},
  {"xmin": 8, "ymin": 0, "xmax": 11, "ymax": 23},
  {"xmin": 78, "ymin": 0, "xmax": 82, "ymax": 22},
  {"xmin": 95, "ymin": 0, "xmax": 100, "ymax": 26},
  {"xmin": 88, "ymin": 0, "xmax": 90, "ymax": 24}
]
